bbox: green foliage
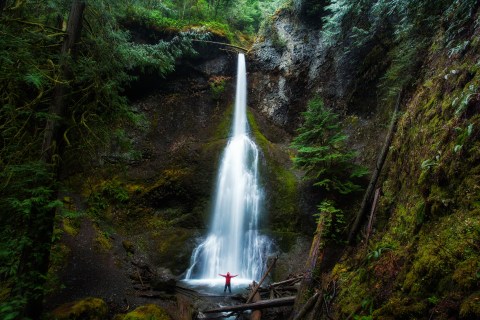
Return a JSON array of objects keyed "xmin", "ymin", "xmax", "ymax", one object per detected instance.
[
  {"xmin": 366, "ymin": 246, "xmax": 392, "ymax": 261},
  {"xmin": 87, "ymin": 180, "xmax": 129, "ymax": 219},
  {"xmin": 124, "ymin": 0, "xmax": 286, "ymax": 38},
  {"xmin": 321, "ymin": 0, "xmax": 479, "ymax": 100},
  {"xmin": 0, "ymin": 0, "xmax": 199, "ymax": 316},
  {"xmin": 209, "ymin": 76, "xmax": 227, "ymax": 100},
  {"xmin": 0, "ymin": 163, "xmax": 61, "ymax": 319},
  {"xmin": 291, "ymin": 96, "xmax": 367, "ymax": 241},
  {"xmin": 317, "ymin": 200, "xmax": 346, "ymax": 243},
  {"xmin": 291, "ymin": 96, "xmax": 367, "ymax": 194}
]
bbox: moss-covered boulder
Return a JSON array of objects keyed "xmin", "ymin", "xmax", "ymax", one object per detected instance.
[
  {"xmin": 120, "ymin": 304, "xmax": 171, "ymax": 320},
  {"xmin": 50, "ymin": 297, "xmax": 108, "ymax": 320}
]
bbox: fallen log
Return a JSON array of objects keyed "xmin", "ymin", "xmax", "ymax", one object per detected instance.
[
  {"xmin": 246, "ymin": 256, "xmax": 278, "ymax": 304},
  {"xmin": 203, "ymin": 296, "xmax": 296, "ymax": 313},
  {"xmin": 191, "ymin": 39, "xmax": 248, "ymax": 52},
  {"xmin": 269, "ymin": 277, "xmax": 303, "ymax": 288},
  {"xmin": 292, "ymin": 291, "xmax": 321, "ymax": 320},
  {"xmin": 251, "ymin": 282, "xmax": 262, "ymax": 320}
]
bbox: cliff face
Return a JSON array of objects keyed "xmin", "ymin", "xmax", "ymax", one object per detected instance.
[
  {"xmin": 248, "ymin": 5, "xmax": 389, "ymax": 170},
  {"xmin": 250, "ymin": 1, "xmax": 480, "ymax": 319}
]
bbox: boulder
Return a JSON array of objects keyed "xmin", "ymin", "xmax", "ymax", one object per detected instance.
[
  {"xmin": 121, "ymin": 304, "xmax": 171, "ymax": 320},
  {"xmin": 50, "ymin": 297, "xmax": 108, "ymax": 320}
]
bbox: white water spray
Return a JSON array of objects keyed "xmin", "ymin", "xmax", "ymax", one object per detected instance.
[{"xmin": 185, "ymin": 54, "xmax": 272, "ymax": 284}]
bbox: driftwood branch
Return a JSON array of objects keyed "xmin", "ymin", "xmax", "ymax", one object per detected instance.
[
  {"xmin": 348, "ymin": 91, "xmax": 402, "ymax": 244},
  {"xmin": 203, "ymin": 296, "xmax": 296, "ymax": 313},
  {"xmin": 192, "ymin": 39, "xmax": 248, "ymax": 52}
]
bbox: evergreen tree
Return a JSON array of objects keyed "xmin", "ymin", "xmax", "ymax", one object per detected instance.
[
  {"xmin": 291, "ymin": 97, "xmax": 367, "ymax": 242},
  {"xmin": 291, "ymin": 96, "xmax": 367, "ymax": 195}
]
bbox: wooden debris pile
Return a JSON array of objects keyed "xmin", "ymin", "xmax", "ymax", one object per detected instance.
[{"xmin": 202, "ymin": 257, "xmax": 304, "ymax": 319}]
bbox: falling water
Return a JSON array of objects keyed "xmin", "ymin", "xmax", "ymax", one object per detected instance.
[{"xmin": 185, "ymin": 54, "xmax": 272, "ymax": 284}]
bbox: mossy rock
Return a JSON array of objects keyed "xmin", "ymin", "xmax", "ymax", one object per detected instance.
[
  {"xmin": 122, "ymin": 240, "xmax": 135, "ymax": 254},
  {"xmin": 121, "ymin": 304, "xmax": 171, "ymax": 320},
  {"xmin": 50, "ymin": 297, "xmax": 108, "ymax": 320}
]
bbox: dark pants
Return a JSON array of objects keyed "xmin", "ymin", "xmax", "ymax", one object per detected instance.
[{"xmin": 224, "ymin": 283, "xmax": 231, "ymax": 293}]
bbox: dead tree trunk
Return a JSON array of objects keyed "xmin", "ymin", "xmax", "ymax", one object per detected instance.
[
  {"xmin": 348, "ymin": 92, "xmax": 402, "ymax": 244},
  {"xmin": 291, "ymin": 216, "xmax": 326, "ymax": 318},
  {"xmin": 16, "ymin": 1, "xmax": 86, "ymax": 318}
]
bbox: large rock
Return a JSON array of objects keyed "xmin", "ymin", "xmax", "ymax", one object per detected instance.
[
  {"xmin": 50, "ymin": 297, "xmax": 108, "ymax": 320},
  {"xmin": 121, "ymin": 304, "xmax": 171, "ymax": 320}
]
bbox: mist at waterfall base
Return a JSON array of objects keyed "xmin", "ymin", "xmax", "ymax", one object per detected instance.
[{"xmin": 182, "ymin": 54, "xmax": 273, "ymax": 291}]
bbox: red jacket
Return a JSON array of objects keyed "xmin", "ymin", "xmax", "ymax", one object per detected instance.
[{"xmin": 219, "ymin": 273, "xmax": 238, "ymax": 284}]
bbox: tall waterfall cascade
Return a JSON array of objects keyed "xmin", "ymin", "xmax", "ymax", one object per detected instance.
[{"xmin": 185, "ymin": 54, "xmax": 272, "ymax": 284}]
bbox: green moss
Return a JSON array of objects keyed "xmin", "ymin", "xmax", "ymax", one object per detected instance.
[
  {"xmin": 333, "ymin": 265, "xmax": 371, "ymax": 317},
  {"xmin": 374, "ymin": 296, "xmax": 427, "ymax": 319},
  {"xmin": 50, "ymin": 297, "xmax": 108, "ymax": 320},
  {"xmin": 247, "ymin": 110, "xmax": 270, "ymax": 151},
  {"xmin": 122, "ymin": 240, "xmax": 135, "ymax": 254},
  {"xmin": 214, "ymin": 105, "xmax": 234, "ymax": 141},
  {"xmin": 123, "ymin": 304, "xmax": 171, "ymax": 320},
  {"xmin": 247, "ymin": 110, "xmax": 299, "ymax": 230},
  {"xmin": 460, "ymin": 291, "xmax": 480, "ymax": 318},
  {"xmin": 93, "ymin": 225, "xmax": 113, "ymax": 252},
  {"xmin": 63, "ymin": 218, "xmax": 79, "ymax": 236}
]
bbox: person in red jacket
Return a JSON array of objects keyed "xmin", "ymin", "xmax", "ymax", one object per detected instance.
[{"xmin": 219, "ymin": 272, "xmax": 238, "ymax": 293}]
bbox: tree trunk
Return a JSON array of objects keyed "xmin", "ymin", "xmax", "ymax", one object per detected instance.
[
  {"xmin": 347, "ymin": 92, "xmax": 402, "ymax": 244},
  {"xmin": 251, "ymin": 282, "xmax": 262, "ymax": 320},
  {"xmin": 42, "ymin": 0, "xmax": 85, "ymax": 162},
  {"xmin": 16, "ymin": 1, "xmax": 86, "ymax": 318},
  {"xmin": 291, "ymin": 216, "xmax": 326, "ymax": 318}
]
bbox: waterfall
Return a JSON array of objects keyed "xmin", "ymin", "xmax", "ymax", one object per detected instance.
[{"xmin": 185, "ymin": 53, "xmax": 272, "ymax": 283}]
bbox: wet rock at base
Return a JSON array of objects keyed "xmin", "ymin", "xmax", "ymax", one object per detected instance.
[{"xmin": 151, "ymin": 268, "xmax": 177, "ymax": 294}]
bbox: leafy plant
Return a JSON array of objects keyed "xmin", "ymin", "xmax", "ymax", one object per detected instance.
[
  {"xmin": 209, "ymin": 76, "xmax": 228, "ymax": 100},
  {"xmin": 317, "ymin": 200, "xmax": 346, "ymax": 243},
  {"xmin": 366, "ymin": 246, "xmax": 392, "ymax": 261}
]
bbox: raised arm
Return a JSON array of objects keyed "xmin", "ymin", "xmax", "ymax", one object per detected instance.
[
  {"xmin": 232, "ymin": 274, "xmax": 238, "ymax": 278},
  {"xmin": 219, "ymin": 274, "xmax": 226, "ymax": 277}
]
